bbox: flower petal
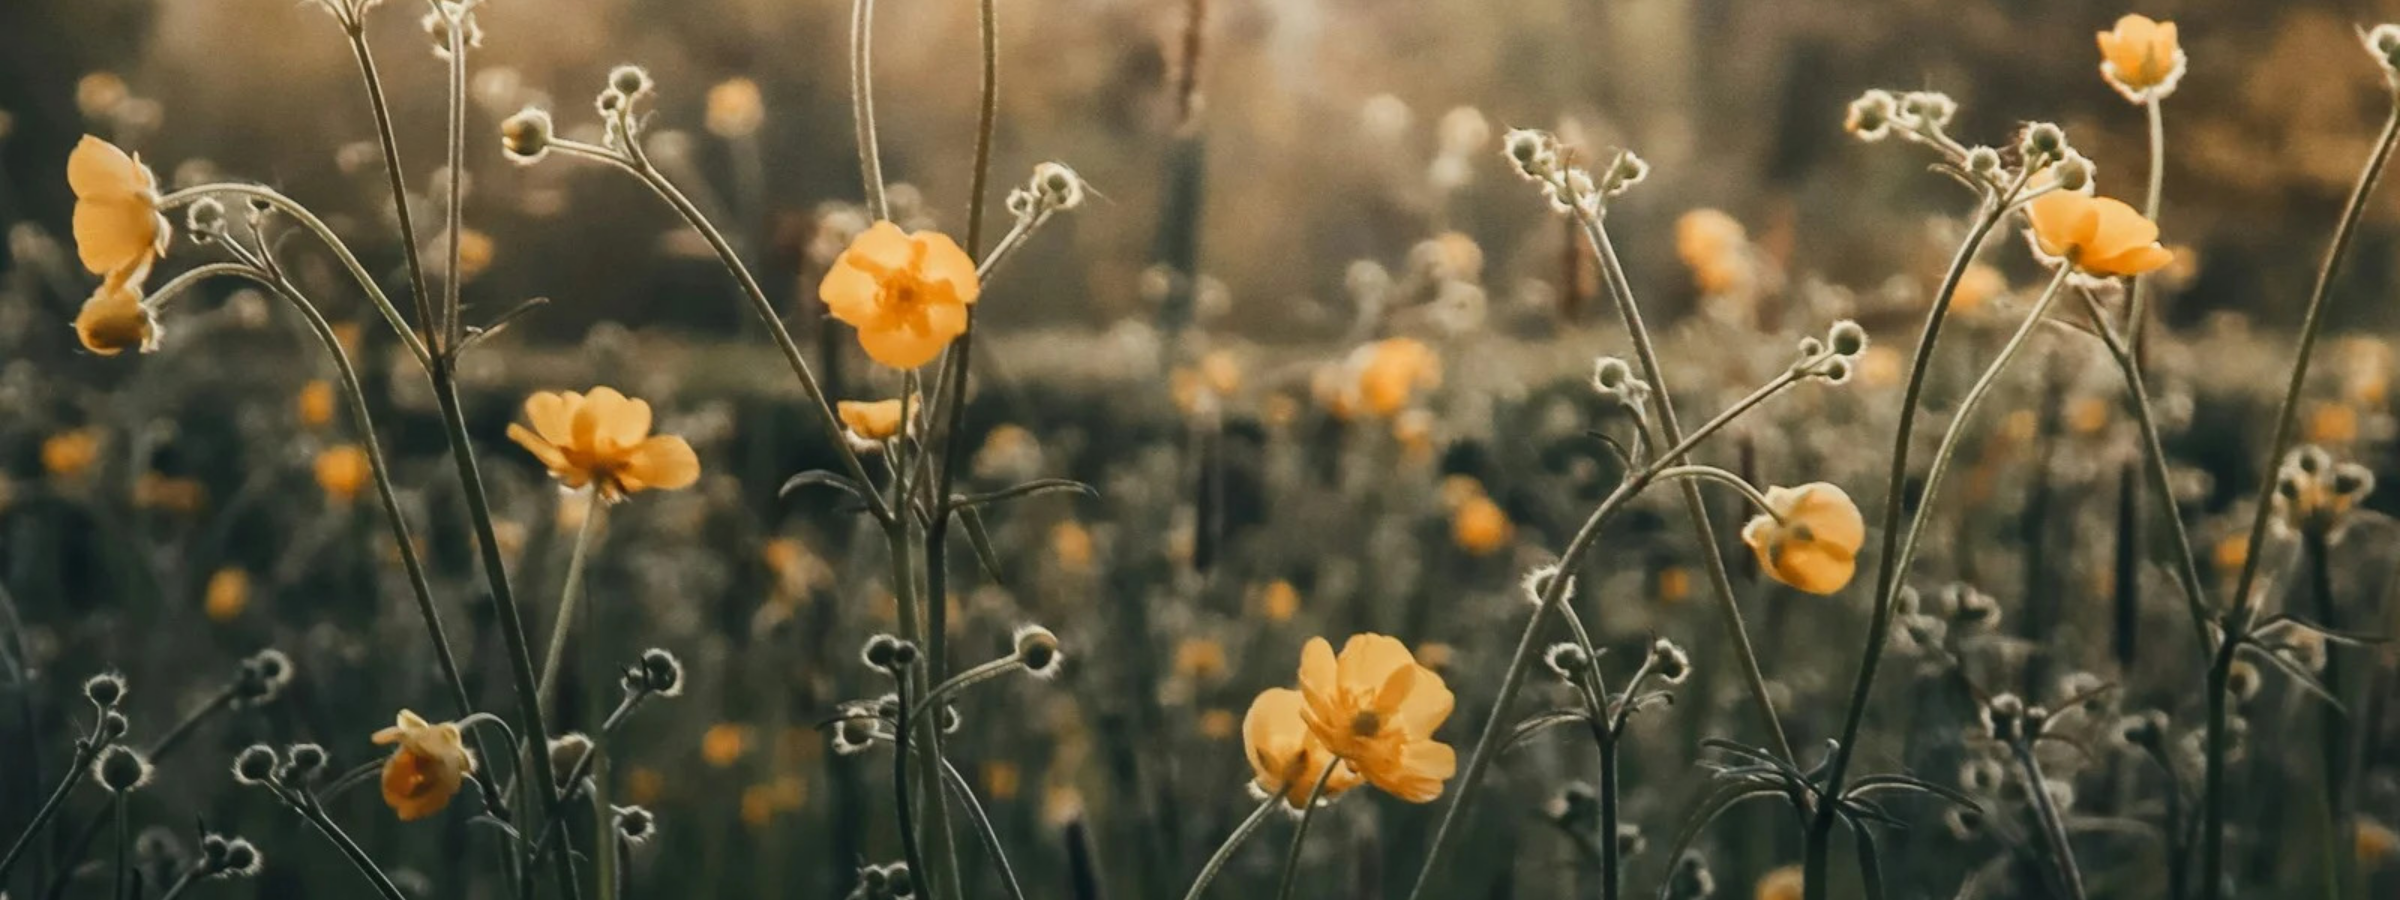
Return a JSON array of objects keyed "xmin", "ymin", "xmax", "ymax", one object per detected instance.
[
  {"xmin": 524, "ymin": 391, "xmax": 575, "ymax": 445},
  {"xmin": 620, "ymin": 435, "xmax": 701, "ymax": 492}
]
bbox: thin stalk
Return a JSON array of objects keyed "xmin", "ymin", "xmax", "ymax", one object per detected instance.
[
  {"xmin": 2130, "ymin": 100, "xmax": 2166, "ymax": 356},
  {"xmin": 153, "ymin": 185, "xmax": 428, "ymax": 366},
  {"xmin": 0, "ymin": 742, "xmax": 96, "ymax": 884},
  {"xmin": 1808, "ymin": 184, "xmax": 2017, "ymax": 898},
  {"xmin": 938, "ymin": 757, "xmax": 1027, "ymax": 900},
  {"xmin": 1599, "ymin": 735, "xmax": 1622, "ymax": 900},
  {"xmin": 910, "ymin": 657, "xmax": 1024, "ymax": 721},
  {"xmin": 538, "ymin": 492, "xmax": 607, "ymax": 713},
  {"xmin": 849, "ymin": 0, "xmax": 887, "ymax": 219},
  {"xmin": 440, "ymin": 3, "xmax": 467, "ymax": 349},
  {"xmin": 1271, "ymin": 768, "xmax": 1337, "ymax": 900},
  {"xmin": 2211, "ymin": 95, "xmax": 2400, "ymax": 900},
  {"xmin": 1890, "ymin": 263, "xmax": 2076, "ymax": 588},
  {"xmin": 1652, "ymin": 465, "xmax": 1779, "ymax": 519},
  {"xmin": 1181, "ymin": 796, "xmax": 1281, "ymax": 900},
  {"xmin": 1575, "ymin": 208, "xmax": 1793, "ymax": 764},
  {"xmin": 890, "ymin": 671, "xmax": 931, "ymax": 891},
  {"xmin": 596, "ymin": 754, "xmax": 618, "ymax": 900},
  {"xmin": 292, "ymin": 796, "xmax": 409, "ymax": 900},
  {"xmin": 2304, "ymin": 530, "xmax": 2349, "ymax": 899},
  {"xmin": 2077, "ymin": 288, "xmax": 2214, "ymax": 652},
  {"xmin": 111, "ymin": 794, "xmax": 126, "ymax": 900},
  {"xmin": 2014, "ymin": 742, "xmax": 2088, "ymax": 900},
  {"xmin": 336, "ymin": 20, "xmax": 441, "ymax": 359},
  {"xmin": 154, "ymin": 868, "xmax": 197, "ymax": 900}
]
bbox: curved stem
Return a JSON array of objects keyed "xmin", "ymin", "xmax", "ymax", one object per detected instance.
[
  {"xmin": 154, "ymin": 868, "xmax": 198, "ymax": 900},
  {"xmin": 849, "ymin": 0, "xmax": 887, "ymax": 219},
  {"xmin": 2208, "ymin": 94, "xmax": 2400, "ymax": 900},
  {"xmin": 0, "ymin": 742, "xmax": 96, "ymax": 885},
  {"xmin": 293, "ymin": 795, "xmax": 409, "ymax": 900},
  {"xmin": 1890, "ymin": 263, "xmax": 2075, "ymax": 590},
  {"xmin": 910, "ymin": 657, "xmax": 1024, "ymax": 722},
  {"xmin": 538, "ymin": 491, "xmax": 606, "ymax": 713},
  {"xmin": 1270, "ymin": 767, "xmax": 1337, "ymax": 900},
  {"xmin": 938, "ymin": 756, "xmax": 1027, "ymax": 900},
  {"xmin": 1576, "ymin": 208, "xmax": 1793, "ymax": 764},
  {"xmin": 1652, "ymin": 465, "xmax": 1780, "ymax": 521},
  {"xmin": 2077, "ymin": 288, "xmax": 2212, "ymax": 651},
  {"xmin": 336, "ymin": 21, "xmax": 440, "ymax": 359},
  {"xmin": 1181, "ymin": 796, "xmax": 1281, "ymax": 900},
  {"xmin": 155, "ymin": 184, "xmax": 430, "ymax": 367},
  {"xmin": 1807, "ymin": 185, "xmax": 2015, "ymax": 899},
  {"xmin": 2013, "ymin": 741, "xmax": 2089, "ymax": 900}
]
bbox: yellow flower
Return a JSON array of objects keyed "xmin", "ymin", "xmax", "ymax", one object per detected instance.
[
  {"xmin": 1351, "ymin": 338, "xmax": 1442, "ymax": 418},
  {"xmin": 1171, "ymin": 350, "xmax": 1244, "ymax": 415},
  {"xmin": 427, "ymin": 228, "xmax": 495, "ymax": 285},
  {"xmin": 1657, "ymin": 566, "xmax": 1692, "ymax": 604},
  {"xmin": 1051, "ymin": 520, "xmax": 1094, "ymax": 572},
  {"xmin": 315, "ymin": 445, "xmax": 371, "ymax": 504},
  {"xmin": 837, "ymin": 397, "xmax": 911, "ymax": 443},
  {"xmin": 1451, "ymin": 493, "xmax": 1513, "ymax": 556},
  {"xmin": 1242, "ymin": 687, "xmax": 1362, "ymax": 809},
  {"xmin": 298, "ymin": 380, "xmax": 337, "ymax": 428},
  {"xmin": 705, "ymin": 77, "xmax": 765, "ymax": 139},
  {"xmin": 623, "ymin": 767, "xmax": 665, "ymax": 806},
  {"xmin": 1755, "ymin": 865, "xmax": 1805, "ymax": 900},
  {"xmin": 1295, "ymin": 634, "xmax": 1457, "ymax": 803},
  {"xmin": 2096, "ymin": 14, "xmax": 2185, "ymax": 103},
  {"xmin": 1675, "ymin": 208, "xmax": 1753, "ymax": 295},
  {"xmin": 740, "ymin": 784, "xmax": 775, "ymax": 828},
  {"xmin": 982, "ymin": 760, "xmax": 1022, "ymax": 800},
  {"xmin": 42, "ymin": 429, "xmax": 101, "ymax": 480},
  {"xmin": 204, "ymin": 568, "xmax": 249, "ymax": 622},
  {"xmin": 134, "ymin": 473, "xmax": 206, "ymax": 514},
  {"xmin": 1951, "ymin": 263, "xmax": 2006, "ymax": 316},
  {"xmin": 1257, "ymin": 579, "xmax": 1301, "ymax": 622},
  {"xmin": 373, "ymin": 710, "xmax": 476, "ymax": 821},
  {"xmin": 818, "ymin": 221, "xmax": 980, "ymax": 369},
  {"xmin": 702, "ymin": 723, "xmax": 749, "ymax": 767},
  {"xmin": 1174, "ymin": 638, "xmax": 1229, "ymax": 682},
  {"xmin": 1741, "ymin": 482, "xmax": 1866, "ymax": 595},
  {"xmin": 1198, "ymin": 708, "xmax": 1238, "ymax": 740},
  {"xmin": 2025, "ymin": 191, "xmax": 2173, "ymax": 278},
  {"xmin": 506, "ymin": 387, "xmax": 701, "ymax": 500},
  {"xmin": 69, "ymin": 135, "xmax": 168, "ymax": 282},
  {"xmin": 2360, "ymin": 819, "xmax": 2398, "ymax": 868},
  {"xmin": 74, "ymin": 262, "xmax": 159, "ymax": 355}
]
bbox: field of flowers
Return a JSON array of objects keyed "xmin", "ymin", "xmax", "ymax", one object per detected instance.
[{"xmin": 4, "ymin": 1, "xmax": 2400, "ymax": 899}]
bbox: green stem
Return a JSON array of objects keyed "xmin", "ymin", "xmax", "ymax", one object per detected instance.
[
  {"xmin": 2014, "ymin": 741, "xmax": 2088, "ymax": 900},
  {"xmin": 2077, "ymin": 288, "xmax": 2214, "ymax": 652},
  {"xmin": 1270, "ymin": 767, "xmax": 1337, "ymax": 900},
  {"xmin": 293, "ymin": 795, "xmax": 409, "ymax": 900},
  {"xmin": 2305, "ymin": 530, "xmax": 2349, "ymax": 899},
  {"xmin": 0, "ymin": 742, "xmax": 96, "ymax": 885},
  {"xmin": 936, "ymin": 756, "xmax": 1026, "ymax": 900},
  {"xmin": 891, "ymin": 669, "xmax": 931, "ymax": 891},
  {"xmin": 538, "ymin": 491, "xmax": 607, "ymax": 714},
  {"xmin": 440, "ymin": 3, "xmax": 467, "ymax": 349},
  {"xmin": 849, "ymin": 0, "xmax": 887, "ymax": 220},
  {"xmin": 335, "ymin": 19, "xmax": 441, "ymax": 359},
  {"xmin": 2211, "ymin": 93, "xmax": 2400, "ymax": 900},
  {"xmin": 111, "ymin": 793, "xmax": 125, "ymax": 900},
  {"xmin": 1598, "ymin": 734, "xmax": 1622, "ymax": 900},
  {"xmin": 1180, "ymin": 796, "xmax": 1280, "ymax": 900}
]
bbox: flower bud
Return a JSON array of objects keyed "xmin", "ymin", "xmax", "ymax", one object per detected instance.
[
  {"xmin": 1845, "ymin": 90, "xmax": 1896, "ymax": 141},
  {"xmin": 614, "ymin": 804, "xmax": 657, "ymax": 843},
  {"xmin": 85, "ymin": 673, "xmax": 127, "ymax": 709},
  {"xmin": 282, "ymin": 742, "xmax": 328, "ymax": 781},
  {"xmin": 100, "ymin": 711, "xmax": 129, "ymax": 741},
  {"xmin": 234, "ymin": 650, "xmax": 294, "ymax": 708},
  {"xmin": 232, "ymin": 745, "xmax": 278, "ymax": 785},
  {"xmin": 2052, "ymin": 153, "xmax": 2093, "ymax": 192},
  {"xmin": 1982, "ymin": 693, "xmax": 2026, "ymax": 743},
  {"xmin": 218, "ymin": 838, "xmax": 262, "ymax": 877},
  {"xmin": 861, "ymin": 634, "xmax": 902, "ymax": 673},
  {"xmin": 2020, "ymin": 122, "xmax": 2065, "ymax": 160},
  {"xmin": 550, "ymin": 733, "xmax": 593, "ymax": 782},
  {"xmin": 94, "ymin": 745, "xmax": 153, "ymax": 792},
  {"xmin": 1649, "ymin": 638, "xmax": 1691, "ymax": 684},
  {"xmin": 1964, "ymin": 146, "xmax": 2002, "ymax": 179},
  {"xmin": 1030, "ymin": 162, "xmax": 1085, "ymax": 211},
  {"xmin": 1014, "ymin": 625, "xmax": 1063, "ymax": 679},
  {"xmin": 1826, "ymin": 320, "xmax": 1868, "ymax": 357},
  {"xmin": 608, "ymin": 65, "xmax": 654, "ymax": 100},
  {"xmin": 501, "ymin": 107, "xmax": 554, "ymax": 164},
  {"xmin": 637, "ymin": 647, "xmax": 685, "ymax": 696},
  {"xmin": 1542, "ymin": 642, "xmax": 1591, "ymax": 679}
]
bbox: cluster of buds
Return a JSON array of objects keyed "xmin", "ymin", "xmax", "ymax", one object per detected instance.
[
  {"xmin": 860, "ymin": 634, "xmax": 923, "ymax": 677},
  {"xmin": 851, "ymin": 861, "xmax": 917, "ymax": 899},
  {"xmin": 620, "ymin": 647, "xmax": 686, "ymax": 697},
  {"xmin": 1589, "ymin": 356, "xmax": 1652, "ymax": 410},
  {"xmin": 1502, "ymin": 129, "xmax": 1648, "ymax": 219},
  {"xmin": 1978, "ymin": 692, "xmax": 2049, "ymax": 744},
  {"xmin": 195, "ymin": 831, "xmax": 265, "ymax": 880},
  {"xmin": 1792, "ymin": 319, "xmax": 1869, "ymax": 384},
  {"xmin": 1004, "ymin": 162, "xmax": 1089, "ymax": 219},
  {"xmin": 828, "ymin": 699, "xmax": 892, "ymax": 756},
  {"xmin": 2365, "ymin": 24, "xmax": 2400, "ymax": 87},
  {"xmin": 231, "ymin": 649, "xmax": 294, "ymax": 708},
  {"xmin": 596, "ymin": 65, "xmax": 657, "ymax": 152},
  {"xmin": 2111, "ymin": 709, "xmax": 2172, "ymax": 753},
  {"xmin": 1842, "ymin": 89, "xmax": 1955, "ymax": 145},
  {"xmin": 420, "ymin": 0, "xmax": 484, "ymax": 61},
  {"xmin": 2273, "ymin": 444, "xmax": 2375, "ymax": 539},
  {"xmin": 1648, "ymin": 638, "xmax": 1692, "ymax": 685},
  {"xmin": 1848, "ymin": 88, "xmax": 2092, "ymax": 200}
]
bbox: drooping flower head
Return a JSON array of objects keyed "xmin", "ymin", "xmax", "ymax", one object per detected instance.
[
  {"xmin": 1741, "ymin": 482, "xmax": 1866, "ymax": 595},
  {"xmin": 1242, "ymin": 688, "xmax": 1361, "ymax": 809},
  {"xmin": 819, "ymin": 222, "xmax": 980, "ymax": 369},
  {"xmin": 73, "ymin": 262, "xmax": 158, "ymax": 355},
  {"xmin": 2025, "ymin": 191, "xmax": 2173, "ymax": 279},
  {"xmin": 506, "ymin": 387, "xmax": 700, "ymax": 500},
  {"xmin": 68, "ymin": 135, "xmax": 171, "ymax": 355},
  {"xmin": 373, "ymin": 710, "xmax": 475, "ymax": 821},
  {"xmin": 2096, "ymin": 15, "xmax": 2186, "ymax": 104},
  {"xmin": 1295, "ymin": 634, "xmax": 1457, "ymax": 803}
]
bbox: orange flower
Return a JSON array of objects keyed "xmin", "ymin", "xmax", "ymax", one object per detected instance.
[
  {"xmin": 1257, "ymin": 579, "xmax": 1301, "ymax": 622},
  {"xmin": 74, "ymin": 262, "xmax": 159, "ymax": 355},
  {"xmin": 1295, "ymin": 634, "xmax": 1456, "ymax": 803},
  {"xmin": 204, "ymin": 568, "xmax": 249, "ymax": 622},
  {"xmin": 298, "ymin": 380, "xmax": 337, "ymax": 428},
  {"xmin": 819, "ymin": 222, "xmax": 979, "ymax": 369},
  {"xmin": 837, "ymin": 398, "xmax": 911, "ymax": 443},
  {"xmin": 702, "ymin": 722, "xmax": 750, "ymax": 767},
  {"xmin": 706, "ymin": 77, "xmax": 766, "ymax": 139},
  {"xmin": 373, "ymin": 710, "xmax": 476, "ymax": 821},
  {"xmin": 42, "ymin": 429, "xmax": 101, "ymax": 480},
  {"xmin": 315, "ymin": 445, "xmax": 371, "ymax": 504},
  {"xmin": 1741, "ymin": 482, "xmax": 1866, "ymax": 595},
  {"xmin": 2096, "ymin": 14, "xmax": 2184, "ymax": 103},
  {"xmin": 1451, "ymin": 493, "xmax": 1513, "ymax": 556},
  {"xmin": 1755, "ymin": 865, "xmax": 1805, "ymax": 900},
  {"xmin": 2025, "ymin": 191, "xmax": 2173, "ymax": 278},
  {"xmin": 69, "ymin": 136, "xmax": 169, "ymax": 355},
  {"xmin": 1351, "ymin": 338, "xmax": 1442, "ymax": 418},
  {"xmin": 506, "ymin": 387, "xmax": 700, "ymax": 500},
  {"xmin": 1242, "ymin": 688, "xmax": 1361, "ymax": 808},
  {"xmin": 1675, "ymin": 208, "xmax": 1752, "ymax": 295}
]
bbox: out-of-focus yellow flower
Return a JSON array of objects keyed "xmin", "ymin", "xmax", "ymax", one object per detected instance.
[
  {"xmin": 2096, "ymin": 14, "xmax": 2185, "ymax": 104},
  {"xmin": 427, "ymin": 229, "xmax": 495, "ymax": 285},
  {"xmin": 1198, "ymin": 708, "xmax": 1238, "ymax": 740},
  {"xmin": 1392, "ymin": 409, "xmax": 1436, "ymax": 461},
  {"xmin": 702, "ymin": 723, "xmax": 749, "ymax": 767},
  {"xmin": 705, "ymin": 77, "xmax": 765, "ymax": 139},
  {"xmin": 770, "ymin": 774, "xmax": 807, "ymax": 810},
  {"xmin": 76, "ymin": 73, "xmax": 129, "ymax": 120},
  {"xmin": 2068, "ymin": 396, "xmax": 2112, "ymax": 435},
  {"xmin": 42, "ymin": 429, "xmax": 102, "ymax": 480},
  {"xmin": 1675, "ymin": 208, "xmax": 1752, "ymax": 295},
  {"xmin": 1263, "ymin": 393, "xmax": 1302, "ymax": 429},
  {"xmin": 1171, "ymin": 350, "xmax": 1243, "ymax": 415},
  {"xmin": 205, "ymin": 568, "xmax": 249, "ymax": 622},
  {"xmin": 837, "ymin": 397, "xmax": 911, "ymax": 443},
  {"xmin": 982, "ymin": 760, "xmax": 1022, "ymax": 800},
  {"xmin": 1451, "ymin": 493, "xmax": 1513, "ymax": 556},
  {"xmin": 2213, "ymin": 535, "xmax": 2248, "ymax": 573},
  {"xmin": 2026, "ymin": 191, "xmax": 2173, "ymax": 278},
  {"xmin": 1951, "ymin": 263, "xmax": 2007, "ymax": 316},
  {"xmin": 2360, "ymin": 819, "xmax": 2398, "ymax": 868},
  {"xmin": 506, "ymin": 387, "xmax": 700, "ymax": 500},
  {"xmin": 1755, "ymin": 865, "xmax": 1805, "ymax": 900},
  {"xmin": 1657, "ymin": 566, "xmax": 1692, "ymax": 604},
  {"xmin": 1742, "ymin": 482, "xmax": 1866, "ymax": 595},
  {"xmin": 2309, "ymin": 402, "xmax": 2361, "ymax": 445},
  {"xmin": 819, "ymin": 222, "xmax": 979, "ymax": 369},
  {"xmin": 1351, "ymin": 338, "xmax": 1442, "ymax": 418},
  {"xmin": 133, "ymin": 474, "xmax": 203, "ymax": 514},
  {"xmin": 1857, "ymin": 346, "xmax": 1903, "ymax": 388},
  {"xmin": 1295, "ymin": 634, "xmax": 1456, "ymax": 803},
  {"xmin": 1258, "ymin": 579, "xmax": 1301, "ymax": 622},
  {"xmin": 1051, "ymin": 520, "xmax": 1094, "ymax": 572},
  {"xmin": 331, "ymin": 322, "xmax": 363, "ymax": 356},
  {"xmin": 740, "ymin": 784, "xmax": 775, "ymax": 828},
  {"xmin": 315, "ymin": 445, "xmax": 371, "ymax": 505},
  {"xmin": 1175, "ymin": 638, "xmax": 1229, "ymax": 682},
  {"xmin": 1243, "ymin": 687, "xmax": 1361, "ymax": 809},
  {"xmin": 1415, "ymin": 642, "xmax": 1454, "ymax": 672},
  {"xmin": 373, "ymin": 710, "xmax": 476, "ymax": 821},
  {"xmin": 298, "ymin": 380, "xmax": 337, "ymax": 428},
  {"xmin": 623, "ymin": 767, "xmax": 665, "ymax": 806}
]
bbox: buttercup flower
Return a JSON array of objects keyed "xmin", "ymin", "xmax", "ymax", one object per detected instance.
[
  {"xmin": 1242, "ymin": 688, "xmax": 1361, "ymax": 808},
  {"xmin": 1295, "ymin": 634, "xmax": 1457, "ymax": 803},
  {"xmin": 2097, "ymin": 14, "xmax": 2186, "ymax": 103},
  {"xmin": 74, "ymin": 262, "xmax": 159, "ymax": 355},
  {"xmin": 1741, "ymin": 482, "xmax": 1866, "ymax": 594},
  {"xmin": 837, "ymin": 398, "xmax": 912, "ymax": 443},
  {"xmin": 507, "ymin": 387, "xmax": 700, "ymax": 500},
  {"xmin": 69, "ymin": 135, "xmax": 169, "ymax": 281},
  {"xmin": 2025, "ymin": 191, "xmax": 2173, "ymax": 278},
  {"xmin": 1350, "ymin": 338, "xmax": 1443, "ymax": 418},
  {"xmin": 819, "ymin": 222, "xmax": 980, "ymax": 369},
  {"xmin": 315, "ymin": 445, "xmax": 370, "ymax": 504},
  {"xmin": 373, "ymin": 710, "xmax": 475, "ymax": 821}
]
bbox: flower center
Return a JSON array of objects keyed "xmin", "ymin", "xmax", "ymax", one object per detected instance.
[{"xmin": 1349, "ymin": 709, "xmax": 1382, "ymax": 738}]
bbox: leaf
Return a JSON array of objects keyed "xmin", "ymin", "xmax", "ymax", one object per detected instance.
[
  {"xmin": 1501, "ymin": 708, "xmax": 1591, "ymax": 753},
  {"xmin": 1653, "ymin": 782, "xmax": 1794, "ymax": 900},
  {"xmin": 1846, "ymin": 773, "xmax": 1982, "ymax": 811},
  {"xmin": 1841, "ymin": 810, "xmax": 1887, "ymax": 900},
  {"xmin": 959, "ymin": 506, "xmax": 1007, "ymax": 585},
  {"xmin": 947, "ymin": 478, "xmax": 1098, "ymax": 514},
  {"xmin": 2248, "ymin": 641, "xmax": 2348, "ymax": 715},
  {"xmin": 779, "ymin": 470, "xmax": 872, "ymax": 510}
]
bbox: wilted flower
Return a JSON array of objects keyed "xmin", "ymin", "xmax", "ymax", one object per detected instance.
[
  {"xmin": 372, "ymin": 710, "xmax": 476, "ymax": 821},
  {"xmin": 507, "ymin": 387, "xmax": 701, "ymax": 500},
  {"xmin": 1741, "ymin": 483, "xmax": 1866, "ymax": 594},
  {"xmin": 819, "ymin": 222, "xmax": 980, "ymax": 369}
]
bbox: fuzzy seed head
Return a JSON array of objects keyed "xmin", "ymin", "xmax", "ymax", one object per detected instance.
[
  {"xmin": 1014, "ymin": 625, "xmax": 1063, "ymax": 678},
  {"xmin": 95, "ymin": 744, "xmax": 153, "ymax": 792},
  {"xmin": 232, "ymin": 744, "xmax": 278, "ymax": 785},
  {"xmin": 638, "ymin": 648, "xmax": 685, "ymax": 696},
  {"xmin": 501, "ymin": 107, "xmax": 554, "ymax": 163},
  {"xmin": 85, "ymin": 672, "xmax": 126, "ymax": 708}
]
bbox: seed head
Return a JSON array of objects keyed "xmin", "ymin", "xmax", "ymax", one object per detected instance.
[
  {"xmin": 500, "ymin": 107, "xmax": 554, "ymax": 164},
  {"xmin": 94, "ymin": 744, "xmax": 153, "ymax": 793},
  {"xmin": 1014, "ymin": 625, "xmax": 1063, "ymax": 679},
  {"xmin": 232, "ymin": 745, "xmax": 278, "ymax": 785},
  {"xmin": 282, "ymin": 743, "xmax": 328, "ymax": 782},
  {"xmin": 85, "ymin": 672, "xmax": 126, "ymax": 709},
  {"xmin": 637, "ymin": 647, "xmax": 685, "ymax": 696}
]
